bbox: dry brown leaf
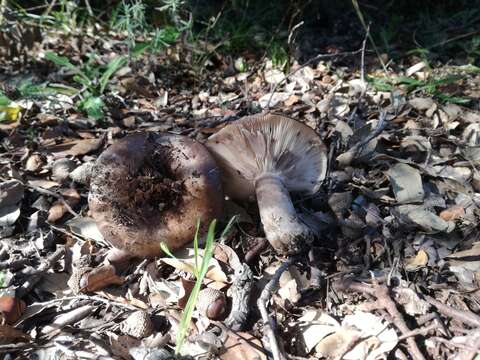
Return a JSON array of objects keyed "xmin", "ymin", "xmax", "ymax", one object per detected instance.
[
  {"xmin": 439, "ymin": 205, "xmax": 465, "ymax": 221},
  {"xmin": 219, "ymin": 330, "xmax": 267, "ymax": 360},
  {"xmin": 405, "ymin": 249, "xmax": 429, "ymax": 270},
  {"xmin": 0, "ymin": 325, "xmax": 30, "ymax": 344},
  {"xmin": 28, "ymin": 179, "xmax": 60, "ymax": 189},
  {"xmin": 47, "ymin": 202, "xmax": 66, "ymax": 222},
  {"xmin": 45, "ymin": 137, "xmax": 104, "ymax": 158},
  {"xmin": 0, "ymin": 295, "xmax": 26, "ymax": 324}
]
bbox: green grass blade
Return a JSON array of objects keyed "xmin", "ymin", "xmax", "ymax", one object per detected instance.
[
  {"xmin": 175, "ymin": 219, "xmax": 217, "ymax": 355},
  {"xmin": 99, "ymin": 55, "xmax": 127, "ymax": 94},
  {"xmin": 193, "ymin": 219, "xmax": 201, "ymax": 279},
  {"xmin": 160, "ymin": 242, "xmax": 177, "ymax": 259}
]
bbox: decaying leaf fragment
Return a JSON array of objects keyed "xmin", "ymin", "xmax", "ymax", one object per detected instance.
[{"xmin": 387, "ymin": 163, "xmax": 424, "ymax": 203}]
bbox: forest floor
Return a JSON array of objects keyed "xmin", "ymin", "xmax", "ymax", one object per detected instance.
[{"xmin": 1, "ymin": 12, "xmax": 480, "ymax": 360}]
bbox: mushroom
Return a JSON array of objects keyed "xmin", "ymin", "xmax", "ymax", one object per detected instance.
[
  {"xmin": 88, "ymin": 132, "xmax": 224, "ymax": 258},
  {"xmin": 206, "ymin": 114, "xmax": 327, "ymax": 254}
]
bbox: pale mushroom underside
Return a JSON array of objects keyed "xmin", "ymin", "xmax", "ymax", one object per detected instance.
[{"xmin": 206, "ymin": 114, "xmax": 328, "ymax": 199}]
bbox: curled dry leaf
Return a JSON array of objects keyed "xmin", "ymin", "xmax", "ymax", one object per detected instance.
[
  {"xmin": 405, "ymin": 249, "xmax": 429, "ymax": 271},
  {"xmin": 439, "ymin": 205, "xmax": 465, "ymax": 221},
  {"xmin": 68, "ymin": 264, "xmax": 124, "ymax": 294},
  {"xmin": 316, "ymin": 312, "xmax": 398, "ymax": 360},
  {"xmin": 47, "ymin": 137, "xmax": 105, "ymax": 158},
  {"xmin": 25, "ymin": 154, "xmax": 44, "ymax": 172},
  {"xmin": 47, "ymin": 188, "xmax": 80, "ymax": 222},
  {"xmin": 296, "ymin": 310, "xmax": 340, "ymax": 354},
  {"xmin": 0, "ymin": 295, "xmax": 26, "ymax": 324},
  {"xmin": 66, "ymin": 217, "xmax": 107, "ymax": 245},
  {"xmin": 219, "ymin": 330, "xmax": 267, "ymax": 360},
  {"xmin": 161, "ymin": 248, "xmax": 228, "ymax": 283}
]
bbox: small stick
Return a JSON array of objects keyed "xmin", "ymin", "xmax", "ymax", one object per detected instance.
[
  {"xmin": 258, "ymin": 258, "xmax": 295, "ymax": 360},
  {"xmin": 17, "ymin": 248, "xmax": 65, "ymax": 298},
  {"xmin": 334, "ymin": 278, "xmax": 426, "ymax": 360},
  {"xmin": 26, "ymin": 183, "xmax": 79, "ymax": 217},
  {"xmin": 424, "ymin": 295, "xmax": 480, "ymax": 328}
]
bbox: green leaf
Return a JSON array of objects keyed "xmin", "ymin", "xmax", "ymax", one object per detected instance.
[
  {"xmin": 73, "ymin": 74, "xmax": 92, "ymax": 88},
  {"xmin": 99, "ymin": 56, "xmax": 127, "ymax": 94},
  {"xmin": 0, "ymin": 94, "xmax": 11, "ymax": 106},
  {"xmin": 193, "ymin": 219, "xmax": 201, "ymax": 279},
  {"xmin": 45, "ymin": 51, "xmax": 78, "ymax": 72},
  {"xmin": 78, "ymin": 95, "xmax": 104, "ymax": 120},
  {"xmin": 132, "ymin": 42, "xmax": 151, "ymax": 57}
]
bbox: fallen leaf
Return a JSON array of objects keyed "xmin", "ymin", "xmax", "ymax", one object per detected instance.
[
  {"xmin": 405, "ymin": 249, "xmax": 429, "ymax": 270},
  {"xmin": 220, "ymin": 330, "xmax": 267, "ymax": 360},
  {"xmin": 387, "ymin": 163, "xmax": 424, "ymax": 203},
  {"xmin": 161, "ymin": 248, "xmax": 229, "ymax": 283},
  {"xmin": 66, "ymin": 217, "xmax": 107, "ymax": 245},
  {"xmin": 439, "ymin": 206, "xmax": 465, "ymax": 221},
  {"xmin": 297, "ymin": 310, "xmax": 340, "ymax": 354},
  {"xmin": 258, "ymin": 92, "xmax": 289, "ymax": 108},
  {"xmin": 0, "ymin": 325, "xmax": 30, "ymax": 344}
]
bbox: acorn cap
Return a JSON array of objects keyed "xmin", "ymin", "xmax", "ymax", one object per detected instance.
[
  {"xmin": 121, "ymin": 310, "xmax": 154, "ymax": 339},
  {"xmin": 206, "ymin": 114, "xmax": 327, "ymax": 201}
]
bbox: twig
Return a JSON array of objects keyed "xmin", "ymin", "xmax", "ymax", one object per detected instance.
[
  {"xmin": 225, "ymin": 263, "xmax": 253, "ymax": 331},
  {"xmin": 0, "ymin": 258, "xmax": 32, "ymax": 271},
  {"xmin": 334, "ymin": 278, "xmax": 426, "ymax": 360},
  {"xmin": 424, "ymin": 295, "xmax": 480, "ymax": 328},
  {"xmin": 25, "ymin": 182, "xmax": 79, "ymax": 217},
  {"xmin": 360, "ymin": 24, "xmax": 369, "ymax": 85},
  {"xmin": 17, "ymin": 247, "xmax": 65, "ymax": 298},
  {"xmin": 430, "ymin": 337, "xmax": 480, "ymax": 352},
  {"xmin": 397, "ymin": 323, "xmax": 439, "ymax": 341},
  {"xmin": 245, "ymin": 238, "xmax": 269, "ymax": 264},
  {"xmin": 258, "ymin": 258, "xmax": 295, "ymax": 360}
]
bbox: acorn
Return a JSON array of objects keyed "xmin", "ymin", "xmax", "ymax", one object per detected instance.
[
  {"xmin": 121, "ymin": 310, "xmax": 154, "ymax": 339},
  {"xmin": 196, "ymin": 288, "xmax": 227, "ymax": 320},
  {"xmin": 67, "ymin": 264, "xmax": 124, "ymax": 294}
]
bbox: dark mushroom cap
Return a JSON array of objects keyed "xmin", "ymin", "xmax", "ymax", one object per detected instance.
[
  {"xmin": 206, "ymin": 114, "xmax": 328, "ymax": 200},
  {"xmin": 88, "ymin": 132, "xmax": 224, "ymax": 257}
]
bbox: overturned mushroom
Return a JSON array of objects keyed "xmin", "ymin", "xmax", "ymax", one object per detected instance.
[
  {"xmin": 206, "ymin": 114, "xmax": 327, "ymax": 254},
  {"xmin": 88, "ymin": 132, "xmax": 224, "ymax": 258}
]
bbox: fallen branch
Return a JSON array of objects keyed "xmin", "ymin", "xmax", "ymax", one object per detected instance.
[
  {"xmin": 333, "ymin": 277, "xmax": 426, "ymax": 360},
  {"xmin": 258, "ymin": 258, "xmax": 295, "ymax": 360},
  {"xmin": 424, "ymin": 295, "xmax": 480, "ymax": 328}
]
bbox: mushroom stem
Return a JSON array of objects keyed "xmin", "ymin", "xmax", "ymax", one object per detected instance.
[{"xmin": 255, "ymin": 174, "xmax": 314, "ymax": 254}]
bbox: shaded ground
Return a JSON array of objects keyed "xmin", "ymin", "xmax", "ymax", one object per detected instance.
[{"xmin": 1, "ymin": 3, "xmax": 480, "ymax": 359}]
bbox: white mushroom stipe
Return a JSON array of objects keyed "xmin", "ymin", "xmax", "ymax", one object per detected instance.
[{"xmin": 255, "ymin": 174, "xmax": 314, "ymax": 253}]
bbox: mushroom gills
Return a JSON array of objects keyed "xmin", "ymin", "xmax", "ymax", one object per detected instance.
[{"xmin": 255, "ymin": 173, "xmax": 314, "ymax": 254}]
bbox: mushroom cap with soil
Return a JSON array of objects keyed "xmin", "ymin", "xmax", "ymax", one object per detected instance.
[
  {"xmin": 206, "ymin": 114, "xmax": 327, "ymax": 254},
  {"xmin": 88, "ymin": 132, "xmax": 224, "ymax": 258}
]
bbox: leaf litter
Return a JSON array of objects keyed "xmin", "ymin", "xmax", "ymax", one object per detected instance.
[{"xmin": 0, "ymin": 14, "xmax": 480, "ymax": 360}]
